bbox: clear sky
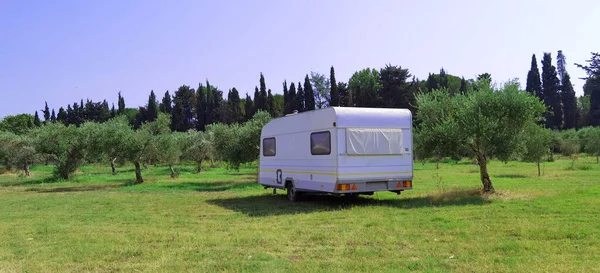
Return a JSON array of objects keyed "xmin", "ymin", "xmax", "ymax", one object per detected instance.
[{"xmin": 1, "ymin": 0, "xmax": 599, "ymax": 118}]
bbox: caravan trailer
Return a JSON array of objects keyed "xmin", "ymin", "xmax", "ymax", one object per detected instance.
[{"xmin": 258, "ymin": 107, "xmax": 413, "ymax": 202}]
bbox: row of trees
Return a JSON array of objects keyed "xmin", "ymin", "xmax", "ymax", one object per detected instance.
[
  {"xmin": 1, "ymin": 51, "xmax": 596, "ymax": 136},
  {"xmin": 414, "ymin": 78, "xmax": 600, "ymax": 193},
  {"xmin": 525, "ymin": 51, "xmax": 600, "ymax": 129},
  {"xmin": 12, "ymin": 65, "xmax": 432, "ymax": 134},
  {"xmin": 0, "ymin": 111, "xmax": 272, "ymax": 183},
  {"xmin": 2, "ymin": 52, "xmax": 599, "ymax": 194}
]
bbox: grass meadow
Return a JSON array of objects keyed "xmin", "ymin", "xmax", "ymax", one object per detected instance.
[{"xmin": 0, "ymin": 157, "xmax": 599, "ymax": 272}]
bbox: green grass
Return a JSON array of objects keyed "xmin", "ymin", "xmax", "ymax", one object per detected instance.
[{"xmin": 0, "ymin": 157, "xmax": 599, "ymax": 272}]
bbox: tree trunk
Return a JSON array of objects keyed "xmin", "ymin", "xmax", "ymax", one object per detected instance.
[
  {"xmin": 24, "ymin": 162, "xmax": 30, "ymax": 177},
  {"xmin": 143, "ymin": 162, "xmax": 148, "ymax": 170},
  {"xmin": 134, "ymin": 161, "xmax": 144, "ymax": 184},
  {"xmin": 536, "ymin": 160, "xmax": 541, "ymax": 177},
  {"xmin": 170, "ymin": 165, "xmax": 176, "ymax": 178},
  {"xmin": 476, "ymin": 152, "xmax": 494, "ymax": 193},
  {"xmin": 196, "ymin": 160, "xmax": 202, "ymax": 173},
  {"xmin": 596, "ymin": 155, "xmax": 599, "ymax": 164},
  {"xmin": 110, "ymin": 158, "xmax": 117, "ymax": 175}
]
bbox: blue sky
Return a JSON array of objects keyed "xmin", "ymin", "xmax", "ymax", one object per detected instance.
[{"xmin": 1, "ymin": 0, "xmax": 599, "ymax": 118}]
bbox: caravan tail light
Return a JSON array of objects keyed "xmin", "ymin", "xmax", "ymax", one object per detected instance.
[
  {"xmin": 403, "ymin": 181, "xmax": 413, "ymax": 188},
  {"xmin": 336, "ymin": 184, "xmax": 351, "ymax": 191}
]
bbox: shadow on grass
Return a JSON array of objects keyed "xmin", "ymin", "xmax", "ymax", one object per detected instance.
[
  {"xmin": 161, "ymin": 181, "xmax": 260, "ymax": 192},
  {"xmin": 207, "ymin": 188, "xmax": 490, "ymax": 217},
  {"xmin": 0, "ymin": 177, "xmax": 58, "ymax": 187},
  {"xmin": 25, "ymin": 183, "xmax": 127, "ymax": 193},
  {"xmin": 494, "ymin": 174, "xmax": 528, "ymax": 179}
]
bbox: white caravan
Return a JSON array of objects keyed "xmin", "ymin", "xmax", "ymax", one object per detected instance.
[{"xmin": 258, "ymin": 107, "xmax": 413, "ymax": 202}]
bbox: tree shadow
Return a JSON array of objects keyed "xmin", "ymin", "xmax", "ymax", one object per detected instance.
[
  {"xmin": 25, "ymin": 183, "xmax": 126, "ymax": 193},
  {"xmin": 0, "ymin": 177, "xmax": 57, "ymax": 187},
  {"xmin": 494, "ymin": 174, "xmax": 528, "ymax": 179},
  {"xmin": 161, "ymin": 181, "xmax": 260, "ymax": 192},
  {"xmin": 207, "ymin": 188, "xmax": 490, "ymax": 217}
]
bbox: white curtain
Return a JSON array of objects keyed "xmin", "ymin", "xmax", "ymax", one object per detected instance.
[{"xmin": 346, "ymin": 128, "xmax": 403, "ymax": 155}]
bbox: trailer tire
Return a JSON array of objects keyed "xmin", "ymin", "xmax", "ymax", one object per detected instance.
[{"xmin": 286, "ymin": 181, "xmax": 301, "ymax": 202}]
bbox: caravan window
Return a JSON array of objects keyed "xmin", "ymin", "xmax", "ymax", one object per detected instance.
[
  {"xmin": 263, "ymin": 137, "xmax": 276, "ymax": 156},
  {"xmin": 310, "ymin": 131, "xmax": 331, "ymax": 155},
  {"xmin": 346, "ymin": 128, "xmax": 404, "ymax": 155}
]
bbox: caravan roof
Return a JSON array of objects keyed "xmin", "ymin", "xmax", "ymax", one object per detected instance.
[{"xmin": 261, "ymin": 107, "xmax": 412, "ymax": 135}]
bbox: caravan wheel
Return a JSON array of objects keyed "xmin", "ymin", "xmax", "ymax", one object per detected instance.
[{"xmin": 286, "ymin": 182, "xmax": 301, "ymax": 202}]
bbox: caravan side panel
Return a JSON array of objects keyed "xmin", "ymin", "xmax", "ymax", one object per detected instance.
[{"xmin": 259, "ymin": 128, "xmax": 338, "ymax": 192}]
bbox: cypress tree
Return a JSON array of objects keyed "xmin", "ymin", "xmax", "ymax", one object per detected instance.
[
  {"xmin": 134, "ymin": 107, "xmax": 147, "ymax": 129},
  {"xmin": 110, "ymin": 104, "xmax": 116, "ymax": 118},
  {"xmin": 253, "ymin": 87, "xmax": 261, "ymax": 113},
  {"xmin": 439, "ymin": 68, "xmax": 449, "ymax": 89},
  {"xmin": 205, "ymin": 80, "xmax": 215, "ymax": 126},
  {"xmin": 330, "ymin": 66, "xmax": 339, "ymax": 107},
  {"xmin": 196, "ymin": 84, "xmax": 206, "ymax": 131},
  {"xmin": 541, "ymin": 52, "xmax": 562, "ymax": 130},
  {"xmin": 100, "ymin": 100, "xmax": 110, "ymax": 122},
  {"xmin": 212, "ymin": 87, "xmax": 224, "ymax": 124},
  {"xmin": 296, "ymin": 82, "xmax": 305, "ymax": 112},
  {"xmin": 80, "ymin": 99, "xmax": 85, "ymax": 122},
  {"xmin": 33, "ymin": 111, "xmax": 41, "ymax": 127},
  {"xmin": 227, "ymin": 88, "xmax": 242, "ymax": 124},
  {"xmin": 84, "ymin": 99, "xmax": 92, "ymax": 121},
  {"xmin": 71, "ymin": 102, "xmax": 82, "ymax": 126},
  {"xmin": 561, "ymin": 73, "xmax": 577, "ymax": 129},
  {"xmin": 258, "ymin": 74, "xmax": 268, "ymax": 112},
  {"xmin": 57, "ymin": 107, "xmax": 67, "ymax": 124},
  {"xmin": 50, "ymin": 109, "xmax": 56, "ymax": 122},
  {"xmin": 147, "ymin": 90, "xmax": 158, "ymax": 122},
  {"xmin": 304, "ymin": 75, "xmax": 315, "ymax": 111},
  {"xmin": 288, "ymin": 82, "xmax": 297, "ymax": 112},
  {"xmin": 66, "ymin": 104, "xmax": 73, "ymax": 125},
  {"xmin": 259, "ymin": 73, "xmax": 267, "ymax": 110},
  {"xmin": 282, "ymin": 81, "xmax": 289, "ymax": 114},
  {"xmin": 267, "ymin": 89, "xmax": 274, "ymax": 116},
  {"xmin": 117, "ymin": 92, "xmax": 125, "ymax": 114},
  {"xmin": 244, "ymin": 93, "xmax": 254, "ymax": 121},
  {"xmin": 557, "ymin": 50, "xmax": 567, "ymax": 81},
  {"xmin": 459, "ymin": 77, "xmax": 468, "ymax": 95},
  {"xmin": 160, "ymin": 90, "xmax": 173, "ymax": 114},
  {"xmin": 586, "ymin": 77, "xmax": 600, "ymax": 126},
  {"xmin": 526, "ymin": 54, "xmax": 543, "ymax": 99},
  {"xmin": 426, "ymin": 73, "xmax": 438, "ymax": 91},
  {"xmin": 43, "ymin": 102, "xmax": 50, "ymax": 123}
]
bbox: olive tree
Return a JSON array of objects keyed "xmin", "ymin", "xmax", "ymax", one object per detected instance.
[
  {"xmin": 413, "ymin": 88, "xmax": 464, "ymax": 168},
  {"xmin": 119, "ymin": 114, "xmax": 171, "ymax": 183},
  {"xmin": 559, "ymin": 129, "xmax": 580, "ymax": 168},
  {"xmin": 207, "ymin": 110, "xmax": 271, "ymax": 170},
  {"xmin": 416, "ymin": 80, "xmax": 545, "ymax": 192},
  {"xmin": 181, "ymin": 130, "xmax": 214, "ymax": 173},
  {"xmin": 99, "ymin": 116, "xmax": 132, "ymax": 174},
  {"xmin": 0, "ymin": 132, "xmax": 37, "ymax": 176},
  {"xmin": 33, "ymin": 123, "xmax": 87, "ymax": 180},
  {"xmin": 578, "ymin": 126, "xmax": 600, "ymax": 163},
  {"xmin": 520, "ymin": 122, "xmax": 552, "ymax": 176},
  {"xmin": 148, "ymin": 132, "xmax": 185, "ymax": 178}
]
